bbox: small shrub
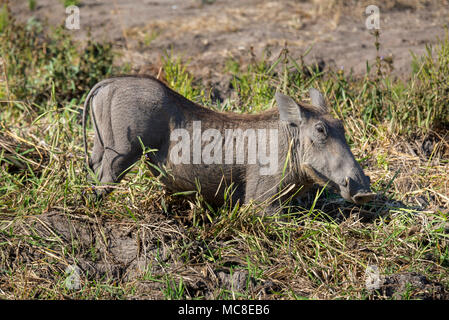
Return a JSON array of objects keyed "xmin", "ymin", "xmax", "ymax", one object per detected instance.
[{"xmin": 0, "ymin": 12, "xmax": 117, "ymax": 109}]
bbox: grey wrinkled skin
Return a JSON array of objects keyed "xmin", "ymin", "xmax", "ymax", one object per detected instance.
[{"xmin": 83, "ymin": 75, "xmax": 375, "ymax": 211}]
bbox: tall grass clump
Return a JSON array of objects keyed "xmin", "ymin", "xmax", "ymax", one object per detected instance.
[
  {"xmin": 336, "ymin": 30, "xmax": 449, "ymax": 136},
  {"xmin": 161, "ymin": 53, "xmax": 203, "ymax": 102},
  {"xmin": 222, "ymin": 31, "xmax": 449, "ymax": 138},
  {"xmin": 0, "ymin": 12, "xmax": 117, "ymax": 108},
  {"xmin": 225, "ymin": 51, "xmax": 277, "ymax": 113},
  {"xmin": 0, "ymin": 6, "xmax": 122, "ymax": 213},
  {"xmin": 0, "ymin": 4, "xmax": 9, "ymax": 33},
  {"xmin": 406, "ymin": 31, "xmax": 449, "ymax": 132}
]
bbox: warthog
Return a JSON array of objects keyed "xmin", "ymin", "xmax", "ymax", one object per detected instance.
[{"xmin": 83, "ymin": 75, "xmax": 375, "ymax": 212}]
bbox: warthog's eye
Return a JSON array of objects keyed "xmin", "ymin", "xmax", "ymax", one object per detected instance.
[{"xmin": 314, "ymin": 122, "xmax": 328, "ymax": 140}]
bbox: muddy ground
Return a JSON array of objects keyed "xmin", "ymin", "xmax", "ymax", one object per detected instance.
[
  {"xmin": 10, "ymin": 0, "xmax": 449, "ymax": 83},
  {"xmin": 3, "ymin": 204, "xmax": 448, "ymax": 299}
]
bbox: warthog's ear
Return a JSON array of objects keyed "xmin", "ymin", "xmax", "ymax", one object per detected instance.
[
  {"xmin": 275, "ymin": 92, "xmax": 302, "ymax": 122},
  {"xmin": 309, "ymin": 88, "xmax": 327, "ymax": 113}
]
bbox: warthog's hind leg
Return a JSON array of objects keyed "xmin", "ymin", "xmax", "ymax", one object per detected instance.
[{"xmin": 90, "ymin": 146, "xmax": 140, "ymax": 199}]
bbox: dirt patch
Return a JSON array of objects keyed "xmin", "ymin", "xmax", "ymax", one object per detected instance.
[
  {"xmin": 1, "ymin": 211, "xmax": 282, "ymax": 298},
  {"xmin": 2, "ymin": 208, "xmax": 448, "ymax": 299},
  {"xmin": 9, "ymin": 0, "xmax": 449, "ymax": 83},
  {"xmin": 29, "ymin": 211, "xmax": 186, "ymax": 279},
  {"xmin": 370, "ymin": 272, "xmax": 449, "ymax": 299}
]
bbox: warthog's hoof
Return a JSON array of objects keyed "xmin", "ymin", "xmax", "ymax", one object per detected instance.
[{"xmin": 82, "ymin": 185, "xmax": 105, "ymax": 204}]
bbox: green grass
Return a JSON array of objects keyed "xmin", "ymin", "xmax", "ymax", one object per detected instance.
[
  {"xmin": 28, "ymin": 0, "xmax": 37, "ymax": 11},
  {"xmin": 162, "ymin": 52, "xmax": 203, "ymax": 102},
  {"xmin": 60, "ymin": 0, "xmax": 80, "ymax": 8},
  {"xmin": 0, "ymin": 4, "xmax": 9, "ymax": 33},
  {"xmin": 0, "ymin": 7, "xmax": 448, "ymax": 300},
  {"xmin": 0, "ymin": 14, "xmax": 117, "ymax": 107}
]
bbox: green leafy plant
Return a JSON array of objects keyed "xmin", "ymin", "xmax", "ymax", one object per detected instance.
[{"xmin": 0, "ymin": 14, "xmax": 117, "ymax": 108}]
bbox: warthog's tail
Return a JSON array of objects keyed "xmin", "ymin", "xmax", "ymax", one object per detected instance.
[{"xmin": 82, "ymin": 79, "xmax": 115, "ymax": 171}]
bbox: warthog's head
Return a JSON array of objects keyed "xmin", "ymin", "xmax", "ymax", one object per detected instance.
[{"xmin": 276, "ymin": 89, "xmax": 375, "ymax": 205}]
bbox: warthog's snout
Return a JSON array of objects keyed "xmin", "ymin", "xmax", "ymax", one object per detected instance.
[
  {"xmin": 339, "ymin": 176, "xmax": 376, "ymax": 205},
  {"xmin": 352, "ymin": 192, "xmax": 376, "ymax": 204}
]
